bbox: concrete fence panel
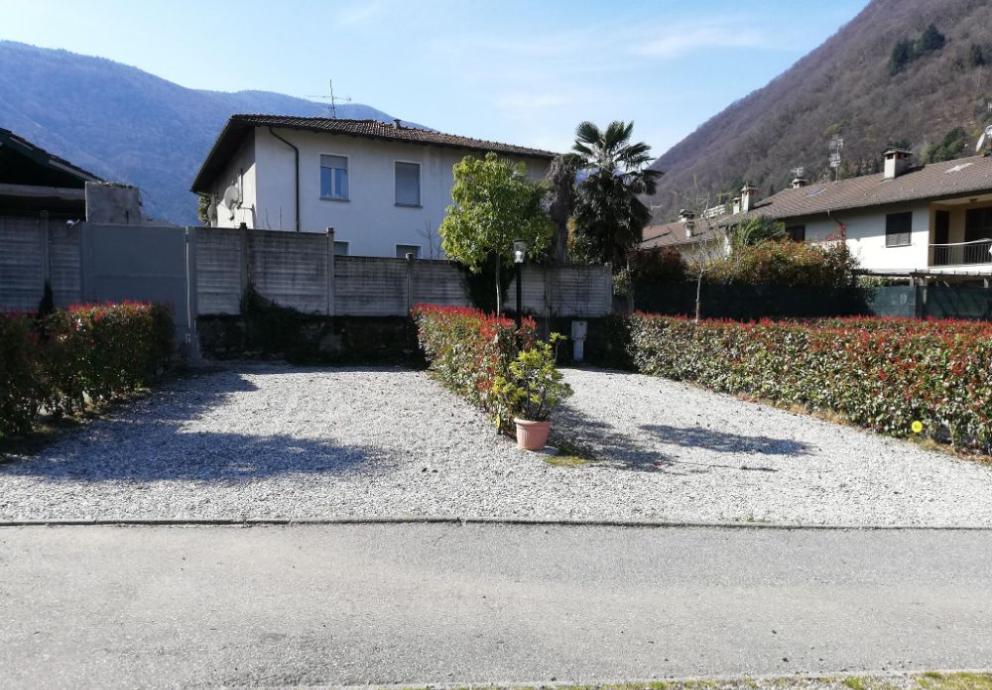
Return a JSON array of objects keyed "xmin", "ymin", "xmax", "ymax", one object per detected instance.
[
  {"xmin": 194, "ymin": 228, "xmax": 243, "ymax": 315},
  {"xmin": 248, "ymin": 230, "xmax": 329, "ymax": 314},
  {"xmin": 334, "ymin": 256, "xmax": 411, "ymax": 316}
]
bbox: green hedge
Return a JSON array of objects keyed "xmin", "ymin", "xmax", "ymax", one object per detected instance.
[
  {"xmin": 413, "ymin": 304, "xmax": 536, "ymax": 430},
  {"xmin": 629, "ymin": 314, "xmax": 992, "ymax": 454},
  {"xmin": 0, "ymin": 302, "xmax": 174, "ymax": 440}
]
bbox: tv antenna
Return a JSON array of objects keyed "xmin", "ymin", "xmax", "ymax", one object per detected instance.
[
  {"xmin": 791, "ymin": 166, "xmax": 806, "ymax": 178},
  {"xmin": 306, "ymin": 79, "xmax": 352, "ymax": 118},
  {"xmin": 828, "ymin": 134, "xmax": 844, "ymax": 179}
]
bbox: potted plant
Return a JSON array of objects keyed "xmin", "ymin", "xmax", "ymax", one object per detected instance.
[{"xmin": 494, "ymin": 334, "xmax": 573, "ymax": 450}]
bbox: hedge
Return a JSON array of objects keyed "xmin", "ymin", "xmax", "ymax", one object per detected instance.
[
  {"xmin": 629, "ymin": 314, "xmax": 992, "ymax": 454},
  {"xmin": 0, "ymin": 302, "xmax": 174, "ymax": 440},
  {"xmin": 413, "ymin": 304, "xmax": 535, "ymax": 430}
]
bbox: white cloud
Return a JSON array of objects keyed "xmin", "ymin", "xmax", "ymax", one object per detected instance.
[{"xmin": 634, "ymin": 23, "xmax": 768, "ymax": 58}]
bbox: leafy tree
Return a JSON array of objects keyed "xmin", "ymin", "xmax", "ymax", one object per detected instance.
[
  {"xmin": 571, "ymin": 121, "xmax": 661, "ymax": 271},
  {"xmin": 440, "ymin": 153, "xmax": 553, "ymax": 314},
  {"xmin": 969, "ymin": 43, "xmax": 986, "ymax": 69},
  {"xmin": 730, "ymin": 216, "xmax": 786, "ymax": 250},
  {"xmin": 196, "ymin": 193, "xmax": 212, "ymax": 226},
  {"xmin": 889, "ymin": 39, "xmax": 915, "ymax": 75},
  {"xmin": 924, "ymin": 127, "xmax": 968, "ymax": 163},
  {"xmin": 917, "ymin": 24, "xmax": 946, "ymax": 54},
  {"xmin": 543, "ymin": 154, "xmax": 582, "ymax": 264}
]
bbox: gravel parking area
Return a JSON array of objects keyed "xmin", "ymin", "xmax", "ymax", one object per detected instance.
[{"xmin": 2, "ymin": 364, "xmax": 991, "ymax": 526}]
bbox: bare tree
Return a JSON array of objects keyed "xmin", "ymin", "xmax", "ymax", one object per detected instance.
[
  {"xmin": 417, "ymin": 220, "xmax": 441, "ymax": 260},
  {"xmin": 676, "ymin": 181, "xmax": 731, "ymax": 322}
]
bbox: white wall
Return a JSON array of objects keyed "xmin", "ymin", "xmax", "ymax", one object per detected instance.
[
  {"xmin": 800, "ymin": 202, "xmax": 931, "ymax": 273},
  {"xmin": 249, "ymin": 127, "xmax": 551, "ymax": 258},
  {"xmin": 209, "ymin": 132, "xmax": 257, "ymax": 229}
]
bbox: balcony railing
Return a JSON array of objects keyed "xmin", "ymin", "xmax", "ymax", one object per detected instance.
[{"xmin": 931, "ymin": 239, "xmax": 992, "ymax": 266}]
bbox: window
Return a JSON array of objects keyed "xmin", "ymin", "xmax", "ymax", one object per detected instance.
[
  {"xmin": 885, "ymin": 212, "xmax": 912, "ymax": 247},
  {"xmin": 786, "ymin": 225, "xmax": 806, "ymax": 242},
  {"xmin": 320, "ymin": 155, "xmax": 348, "ymax": 200},
  {"xmin": 965, "ymin": 207, "xmax": 992, "ymax": 242},
  {"xmin": 395, "ymin": 244, "xmax": 420, "ymax": 259},
  {"xmin": 395, "ymin": 162, "xmax": 421, "ymax": 207},
  {"xmin": 333, "ymin": 241, "xmax": 349, "ymax": 256}
]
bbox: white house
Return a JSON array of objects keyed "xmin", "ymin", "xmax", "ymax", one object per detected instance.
[
  {"xmin": 191, "ymin": 115, "xmax": 555, "ymax": 258},
  {"xmin": 643, "ymin": 149, "xmax": 992, "ymax": 282}
]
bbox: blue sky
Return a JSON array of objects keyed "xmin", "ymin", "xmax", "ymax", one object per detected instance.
[{"xmin": 2, "ymin": 0, "xmax": 869, "ymax": 156}]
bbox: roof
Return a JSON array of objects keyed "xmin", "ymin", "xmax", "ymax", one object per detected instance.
[
  {"xmin": 641, "ymin": 220, "xmax": 723, "ymax": 249},
  {"xmin": 642, "ymin": 154, "xmax": 992, "ymax": 248},
  {"xmin": 191, "ymin": 115, "xmax": 557, "ymax": 192},
  {"xmin": 730, "ymin": 154, "xmax": 992, "ymax": 223},
  {"xmin": 0, "ymin": 127, "xmax": 102, "ymax": 188}
]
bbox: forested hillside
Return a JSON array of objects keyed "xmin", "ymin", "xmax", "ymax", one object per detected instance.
[{"xmin": 645, "ymin": 0, "xmax": 992, "ymax": 220}]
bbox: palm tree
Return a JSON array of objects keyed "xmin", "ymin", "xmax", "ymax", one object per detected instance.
[{"xmin": 571, "ymin": 121, "xmax": 662, "ymax": 270}]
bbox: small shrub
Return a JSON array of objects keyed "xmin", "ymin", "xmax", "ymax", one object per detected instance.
[
  {"xmin": 708, "ymin": 240, "xmax": 859, "ymax": 289},
  {"xmin": 413, "ymin": 304, "xmax": 536, "ymax": 430},
  {"xmin": 493, "ymin": 334, "xmax": 573, "ymax": 422},
  {"xmin": 0, "ymin": 313, "xmax": 43, "ymax": 438},
  {"xmin": 628, "ymin": 314, "xmax": 992, "ymax": 454},
  {"xmin": 0, "ymin": 302, "xmax": 174, "ymax": 439}
]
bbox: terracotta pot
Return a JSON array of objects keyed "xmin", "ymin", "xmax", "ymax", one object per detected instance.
[{"xmin": 514, "ymin": 418, "xmax": 551, "ymax": 451}]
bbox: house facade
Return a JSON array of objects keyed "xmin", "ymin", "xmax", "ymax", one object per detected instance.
[
  {"xmin": 192, "ymin": 116, "xmax": 555, "ymax": 258},
  {"xmin": 643, "ymin": 149, "xmax": 992, "ymax": 282}
]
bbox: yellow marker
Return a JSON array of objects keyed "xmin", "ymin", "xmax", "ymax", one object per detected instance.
[{"xmin": 911, "ymin": 420, "xmax": 923, "ymax": 434}]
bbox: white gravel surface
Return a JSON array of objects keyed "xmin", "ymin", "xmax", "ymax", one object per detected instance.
[{"xmin": 2, "ymin": 364, "xmax": 991, "ymax": 526}]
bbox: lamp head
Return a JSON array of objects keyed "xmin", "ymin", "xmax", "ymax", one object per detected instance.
[{"xmin": 512, "ymin": 239, "xmax": 527, "ymax": 264}]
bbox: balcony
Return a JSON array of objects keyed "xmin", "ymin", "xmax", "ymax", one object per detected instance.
[{"xmin": 931, "ymin": 239, "xmax": 992, "ymax": 267}]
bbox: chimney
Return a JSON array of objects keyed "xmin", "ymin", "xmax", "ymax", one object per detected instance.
[
  {"xmin": 393, "ymin": 118, "xmax": 402, "ymax": 129},
  {"xmin": 678, "ymin": 208, "xmax": 696, "ymax": 236},
  {"xmin": 883, "ymin": 148, "xmax": 912, "ymax": 179},
  {"xmin": 791, "ymin": 176, "xmax": 808, "ymax": 189},
  {"xmin": 740, "ymin": 183, "xmax": 758, "ymax": 212}
]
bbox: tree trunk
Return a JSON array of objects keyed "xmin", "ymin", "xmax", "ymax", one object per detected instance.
[
  {"xmin": 495, "ymin": 263, "xmax": 502, "ymax": 315},
  {"xmin": 694, "ymin": 272, "xmax": 703, "ymax": 322}
]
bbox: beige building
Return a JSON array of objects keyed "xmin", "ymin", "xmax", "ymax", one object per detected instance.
[{"xmin": 643, "ymin": 149, "xmax": 992, "ymax": 281}]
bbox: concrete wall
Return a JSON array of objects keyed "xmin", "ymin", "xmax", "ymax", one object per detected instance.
[
  {"xmin": 213, "ymin": 126, "xmax": 552, "ymax": 259},
  {"xmin": 799, "ymin": 202, "xmax": 931, "ymax": 273},
  {"xmin": 192, "ymin": 228, "xmax": 611, "ymax": 318},
  {"xmin": 0, "ymin": 215, "xmax": 82, "ymax": 310},
  {"xmin": 0, "ymin": 219, "xmax": 191, "ymax": 343}
]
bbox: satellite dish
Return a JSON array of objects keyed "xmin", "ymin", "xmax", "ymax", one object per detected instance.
[
  {"xmin": 976, "ymin": 125, "xmax": 992, "ymax": 153},
  {"xmin": 221, "ymin": 185, "xmax": 242, "ymax": 221}
]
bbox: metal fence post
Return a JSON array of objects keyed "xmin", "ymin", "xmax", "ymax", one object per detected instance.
[
  {"xmin": 325, "ymin": 227, "xmax": 335, "ymax": 316},
  {"xmin": 239, "ymin": 224, "xmax": 250, "ymax": 293}
]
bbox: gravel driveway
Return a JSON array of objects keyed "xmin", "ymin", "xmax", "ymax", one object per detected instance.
[{"xmin": 2, "ymin": 364, "xmax": 991, "ymax": 526}]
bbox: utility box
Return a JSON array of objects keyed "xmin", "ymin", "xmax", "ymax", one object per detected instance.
[{"xmin": 571, "ymin": 319, "xmax": 588, "ymax": 363}]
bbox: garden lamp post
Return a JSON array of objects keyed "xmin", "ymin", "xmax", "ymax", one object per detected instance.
[{"xmin": 512, "ymin": 239, "xmax": 527, "ymax": 330}]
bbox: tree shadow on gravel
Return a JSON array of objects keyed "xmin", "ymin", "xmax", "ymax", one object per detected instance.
[
  {"xmin": 0, "ymin": 368, "xmax": 386, "ymax": 483},
  {"xmin": 553, "ymin": 405, "xmax": 682, "ymax": 474},
  {"xmin": 640, "ymin": 424, "xmax": 812, "ymax": 457},
  {"xmin": 554, "ymin": 404, "xmax": 809, "ymax": 474}
]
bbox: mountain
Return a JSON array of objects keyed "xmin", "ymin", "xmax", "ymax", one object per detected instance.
[
  {"xmin": 0, "ymin": 41, "xmax": 415, "ymax": 223},
  {"xmin": 645, "ymin": 0, "xmax": 992, "ymax": 222}
]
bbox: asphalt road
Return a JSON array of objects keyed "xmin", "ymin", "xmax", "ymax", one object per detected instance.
[{"xmin": 1, "ymin": 523, "xmax": 991, "ymax": 688}]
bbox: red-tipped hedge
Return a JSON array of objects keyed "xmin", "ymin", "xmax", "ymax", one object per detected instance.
[
  {"xmin": 629, "ymin": 314, "xmax": 992, "ymax": 454},
  {"xmin": 0, "ymin": 302, "xmax": 174, "ymax": 440},
  {"xmin": 412, "ymin": 304, "xmax": 536, "ymax": 429}
]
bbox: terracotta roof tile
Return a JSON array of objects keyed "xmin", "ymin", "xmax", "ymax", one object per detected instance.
[{"xmin": 192, "ymin": 115, "xmax": 556, "ymax": 191}]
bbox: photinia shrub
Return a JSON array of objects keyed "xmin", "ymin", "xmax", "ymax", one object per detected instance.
[
  {"xmin": 0, "ymin": 302, "xmax": 174, "ymax": 439},
  {"xmin": 412, "ymin": 304, "xmax": 537, "ymax": 430},
  {"xmin": 628, "ymin": 314, "xmax": 992, "ymax": 454}
]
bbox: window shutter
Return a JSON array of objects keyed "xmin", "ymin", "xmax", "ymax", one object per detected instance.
[{"xmin": 395, "ymin": 162, "xmax": 421, "ymax": 206}]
